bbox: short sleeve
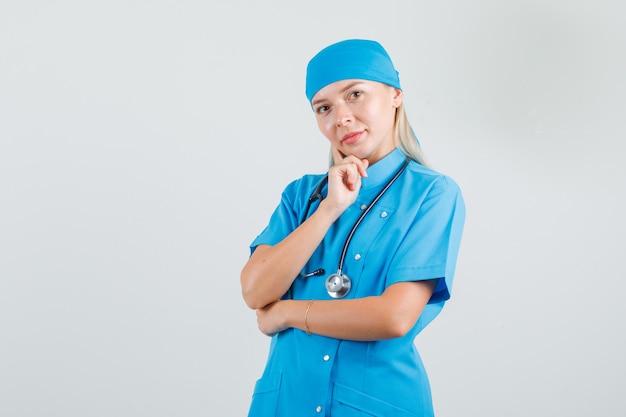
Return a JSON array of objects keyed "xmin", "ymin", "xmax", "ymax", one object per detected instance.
[
  {"xmin": 386, "ymin": 175, "xmax": 466, "ymax": 304},
  {"xmin": 249, "ymin": 175, "xmax": 323, "ymax": 255}
]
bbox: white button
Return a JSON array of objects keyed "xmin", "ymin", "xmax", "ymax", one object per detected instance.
[
  {"xmin": 381, "ymin": 211, "xmax": 388, "ymax": 218},
  {"xmin": 323, "ymin": 354, "xmax": 330, "ymax": 361},
  {"xmin": 360, "ymin": 204, "xmax": 367, "ymax": 210},
  {"xmin": 316, "ymin": 405, "xmax": 323, "ymax": 413},
  {"xmin": 354, "ymin": 254, "xmax": 361, "ymax": 260}
]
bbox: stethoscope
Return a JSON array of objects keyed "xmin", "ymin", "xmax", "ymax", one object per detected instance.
[{"xmin": 296, "ymin": 156, "xmax": 411, "ymax": 298}]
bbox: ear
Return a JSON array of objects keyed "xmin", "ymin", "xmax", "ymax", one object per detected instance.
[{"xmin": 391, "ymin": 88, "xmax": 403, "ymax": 108}]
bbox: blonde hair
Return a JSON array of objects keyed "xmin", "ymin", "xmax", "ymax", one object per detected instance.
[
  {"xmin": 394, "ymin": 103, "xmax": 430, "ymax": 167},
  {"xmin": 328, "ymin": 103, "xmax": 430, "ymax": 168}
]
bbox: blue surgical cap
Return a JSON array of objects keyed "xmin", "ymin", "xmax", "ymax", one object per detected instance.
[{"xmin": 305, "ymin": 39, "xmax": 401, "ymax": 103}]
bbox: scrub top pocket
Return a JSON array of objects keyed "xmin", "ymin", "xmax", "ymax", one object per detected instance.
[
  {"xmin": 330, "ymin": 382, "xmax": 421, "ymax": 417},
  {"xmin": 248, "ymin": 373, "xmax": 281, "ymax": 417}
]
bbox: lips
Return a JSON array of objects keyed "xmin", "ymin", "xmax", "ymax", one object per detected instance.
[{"xmin": 341, "ymin": 131, "xmax": 363, "ymax": 145}]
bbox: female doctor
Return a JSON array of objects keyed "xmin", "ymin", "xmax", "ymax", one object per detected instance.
[{"xmin": 240, "ymin": 39, "xmax": 465, "ymax": 416}]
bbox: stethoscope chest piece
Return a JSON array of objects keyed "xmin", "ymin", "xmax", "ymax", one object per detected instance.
[{"xmin": 325, "ymin": 273, "xmax": 351, "ymax": 298}]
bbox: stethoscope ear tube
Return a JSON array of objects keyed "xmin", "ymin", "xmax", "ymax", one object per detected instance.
[
  {"xmin": 300, "ymin": 176, "xmax": 328, "ymax": 224},
  {"xmin": 299, "ymin": 269, "xmax": 325, "ymax": 278}
]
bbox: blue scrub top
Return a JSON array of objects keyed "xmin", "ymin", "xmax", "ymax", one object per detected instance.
[{"xmin": 248, "ymin": 148, "xmax": 466, "ymax": 417}]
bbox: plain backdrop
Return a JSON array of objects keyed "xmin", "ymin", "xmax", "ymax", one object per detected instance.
[{"xmin": 1, "ymin": 1, "xmax": 625, "ymax": 416}]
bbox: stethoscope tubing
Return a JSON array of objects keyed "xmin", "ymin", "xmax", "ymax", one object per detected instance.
[
  {"xmin": 334, "ymin": 156, "xmax": 410, "ymax": 276},
  {"xmin": 293, "ymin": 156, "xmax": 411, "ymax": 298}
]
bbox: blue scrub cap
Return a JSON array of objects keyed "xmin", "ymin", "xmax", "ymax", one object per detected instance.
[{"xmin": 305, "ymin": 39, "xmax": 402, "ymax": 103}]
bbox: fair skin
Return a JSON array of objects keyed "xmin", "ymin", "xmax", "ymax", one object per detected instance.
[{"xmin": 240, "ymin": 79, "xmax": 436, "ymax": 341}]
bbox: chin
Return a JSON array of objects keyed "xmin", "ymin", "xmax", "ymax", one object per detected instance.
[{"xmin": 340, "ymin": 146, "xmax": 369, "ymax": 159}]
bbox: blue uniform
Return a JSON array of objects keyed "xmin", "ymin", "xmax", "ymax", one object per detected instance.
[{"xmin": 248, "ymin": 148, "xmax": 466, "ymax": 416}]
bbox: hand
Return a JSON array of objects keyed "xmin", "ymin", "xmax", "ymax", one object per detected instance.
[
  {"xmin": 256, "ymin": 300, "xmax": 289, "ymax": 337},
  {"xmin": 323, "ymin": 148, "xmax": 369, "ymax": 215}
]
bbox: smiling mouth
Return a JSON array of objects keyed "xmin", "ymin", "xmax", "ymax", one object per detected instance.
[{"xmin": 341, "ymin": 131, "xmax": 363, "ymax": 144}]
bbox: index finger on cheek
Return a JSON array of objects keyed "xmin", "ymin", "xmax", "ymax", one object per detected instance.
[{"xmin": 332, "ymin": 147, "xmax": 344, "ymax": 165}]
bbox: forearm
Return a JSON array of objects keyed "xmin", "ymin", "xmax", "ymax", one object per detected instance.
[
  {"xmin": 287, "ymin": 298, "xmax": 401, "ymax": 341},
  {"xmin": 240, "ymin": 200, "xmax": 342, "ymax": 309},
  {"xmin": 278, "ymin": 281, "xmax": 436, "ymax": 341}
]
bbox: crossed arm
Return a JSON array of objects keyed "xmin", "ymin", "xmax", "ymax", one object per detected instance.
[
  {"xmin": 254, "ymin": 279, "xmax": 436, "ymax": 341},
  {"xmin": 242, "ymin": 239, "xmax": 435, "ymax": 341},
  {"xmin": 242, "ymin": 237, "xmax": 435, "ymax": 341},
  {"xmin": 240, "ymin": 152, "xmax": 436, "ymax": 342}
]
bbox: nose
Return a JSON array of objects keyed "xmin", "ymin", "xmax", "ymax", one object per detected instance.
[{"xmin": 335, "ymin": 103, "xmax": 353, "ymax": 126}]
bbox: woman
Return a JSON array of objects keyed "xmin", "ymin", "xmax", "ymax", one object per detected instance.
[{"xmin": 240, "ymin": 39, "xmax": 465, "ymax": 416}]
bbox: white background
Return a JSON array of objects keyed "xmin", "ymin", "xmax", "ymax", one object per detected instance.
[{"xmin": 1, "ymin": 1, "xmax": 625, "ymax": 416}]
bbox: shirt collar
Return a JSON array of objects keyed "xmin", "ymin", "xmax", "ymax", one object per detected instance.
[{"xmin": 361, "ymin": 148, "xmax": 406, "ymax": 189}]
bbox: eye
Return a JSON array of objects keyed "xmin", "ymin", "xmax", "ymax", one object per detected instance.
[
  {"xmin": 315, "ymin": 105, "xmax": 330, "ymax": 114},
  {"xmin": 348, "ymin": 90, "xmax": 362, "ymax": 100}
]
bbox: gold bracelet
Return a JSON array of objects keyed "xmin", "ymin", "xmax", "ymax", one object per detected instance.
[{"xmin": 304, "ymin": 300, "xmax": 314, "ymax": 335}]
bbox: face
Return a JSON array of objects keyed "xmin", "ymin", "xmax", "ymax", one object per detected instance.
[{"xmin": 311, "ymin": 79, "xmax": 402, "ymax": 165}]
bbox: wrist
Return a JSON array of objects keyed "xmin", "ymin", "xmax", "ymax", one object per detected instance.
[
  {"xmin": 280, "ymin": 299, "xmax": 296, "ymax": 329},
  {"xmin": 304, "ymin": 299, "xmax": 314, "ymax": 335},
  {"xmin": 283, "ymin": 300, "xmax": 312, "ymax": 334},
  {"xmin": 316, "ymin": 199, "xmax": 344, "ymax": 223}
]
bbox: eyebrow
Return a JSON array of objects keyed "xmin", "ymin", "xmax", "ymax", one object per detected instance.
[{"xmin": 311, "ymin": 81, "xmax": 365, "ymax": 107}]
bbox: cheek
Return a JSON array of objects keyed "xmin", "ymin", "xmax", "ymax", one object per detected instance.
[
  {"xmin": 316, "ymin": 118, "xmax": 336, "ymax": 140},
  {"xmin": 368, "ymin": 104, "xmax": 395, "ymax": 129}
]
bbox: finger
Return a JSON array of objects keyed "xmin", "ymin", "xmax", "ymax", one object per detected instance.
[
  {"xmin": 358, "ymin": 159, "xmax": 369, "ymax": 178},
  {"xmin": 337, "ymin": 154, "xmax": 368, "ymax": 178},
  {"xmin": 344, "ymin": 164, "xmax": 361, "ymax": 191},
  {"xmin": 331, "ymin": 147, "xmax": 344, "ymax": 166}
]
